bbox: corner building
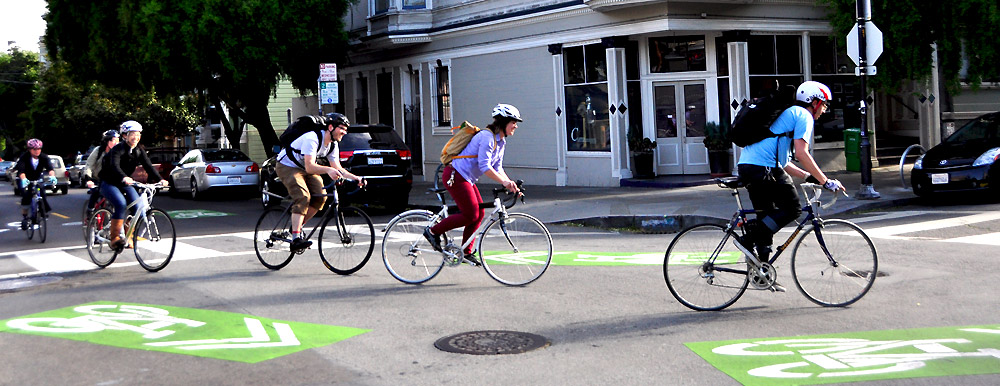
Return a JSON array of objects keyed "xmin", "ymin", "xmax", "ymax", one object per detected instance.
[{"xmin": 341, "ymin": 0, "xmax": 866, "ymax": 186}]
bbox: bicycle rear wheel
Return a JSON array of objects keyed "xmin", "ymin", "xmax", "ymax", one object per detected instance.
[
  {"xmin": 133, "ymin": 208, "xmax": 176, "ymax": 272},
  {"xmin": 479, "ymin": 213, "xmax": 553, "ymax": 286},
  {"xmin": 664, "ymin": 223, "xmax": 750, "ymax": 311},
  {"xmin": 26, "ymin": 207, "xmax": 35, "ymax": 240},
  {"xmin": 86, "ymin": 209, "xmax": 118, "ymax": 268},
  {"xmin": 791, "ymin": 219, "xmax": 877, "ymax": 307},
  {"xmin": 37, "ymin": 206, "xmax": 47, "ymax": 243},
  {"xmin": 382, "ymin": 211, "xmax": 444, "ymax": 284},
  {"xmin": 254, "ymin": 207, "xmax": 295, "ymax": 270},
  {"xmin": 319, "ymin": 206, "xmax": 375, "ymax": 275}
]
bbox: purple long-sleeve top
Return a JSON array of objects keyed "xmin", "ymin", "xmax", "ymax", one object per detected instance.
[{"xmin": 450, "ymin": 130, "xmax": 505, "ymax": 184}]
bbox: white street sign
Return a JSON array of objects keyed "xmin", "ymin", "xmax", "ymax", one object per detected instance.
[
  {"xmin": 847, "ymin": 21, "xmax": 883, "ymax": 66},
  {"xmin": 319, "ymin": 63, "xmax": 337, "ymax": 81},
  {"xmin": 320, "ymin": 81, "xmax": 339, "ymax": 104}
]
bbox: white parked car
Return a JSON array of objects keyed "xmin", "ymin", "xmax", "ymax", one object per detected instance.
[{"xmin": 169, "ymin": 148, "xmax": 260, "ymax": 200}]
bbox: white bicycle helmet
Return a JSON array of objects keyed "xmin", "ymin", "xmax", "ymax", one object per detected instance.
[
  {"xmin": 795, "ymin": 81, "xmax": 832, "ymax": 104},
  {"xmin": 120, "ymin": 120, "xmax": 143, "ymax": 133},
  {"xmin": 492, "ymin": 103, "xmax": 523, "ymax": 122}
]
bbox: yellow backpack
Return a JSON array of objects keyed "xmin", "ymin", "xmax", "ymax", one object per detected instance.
[{"xmin": 439, "ymin": 121, "xmax": 495, "ymax": 165}]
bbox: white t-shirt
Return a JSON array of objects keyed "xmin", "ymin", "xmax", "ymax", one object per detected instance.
[{"xmin": 278, "ymin": 131, "xmax": 335, "ymax": 169}]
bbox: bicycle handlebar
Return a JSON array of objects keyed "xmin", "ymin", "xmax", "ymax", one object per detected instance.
[
  {"xmin": 800, "ymin": 183, "xmax": 848, "ymax": 210},
  {"xmin": 321, "ymin": 177, "xmax": 366, "ymax": 196},
  {"xmin": 487, "ymin": 180, "xmax": 524, "ymax": 210}
]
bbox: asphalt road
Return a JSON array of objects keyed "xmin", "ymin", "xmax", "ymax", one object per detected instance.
[{"xmin": 2, "ymin": 182, "xmax": 999, "ymax": 385}]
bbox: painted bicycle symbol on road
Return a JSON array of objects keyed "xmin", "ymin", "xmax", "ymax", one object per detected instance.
[{"xmin": 712, "ymin": 332, "xmax": 1000, "ymax": 379}]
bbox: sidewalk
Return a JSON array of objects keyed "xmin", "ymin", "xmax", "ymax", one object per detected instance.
[{"xmin": 408, "ymin": 164, "xmax": 917, "ymax": 233}]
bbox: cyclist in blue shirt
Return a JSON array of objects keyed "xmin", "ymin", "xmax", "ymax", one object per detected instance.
[{"xmin": 735, "ymin": 81, "xmax": 845, "ymax": 289}]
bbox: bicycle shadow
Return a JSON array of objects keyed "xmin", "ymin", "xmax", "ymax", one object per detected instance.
[{"xmin": 532, "ymin": 304, "xmax": 850, "ymax": 346}]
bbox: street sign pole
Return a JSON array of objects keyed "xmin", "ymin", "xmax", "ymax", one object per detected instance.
[{"xmin": 855, "ymin": 0, "xmax": 880, "ymax": 199}]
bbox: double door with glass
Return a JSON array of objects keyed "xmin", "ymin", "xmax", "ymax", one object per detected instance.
[{"xmin": 651, "ymin": 82, "xmax": 708, "ymax": 175}]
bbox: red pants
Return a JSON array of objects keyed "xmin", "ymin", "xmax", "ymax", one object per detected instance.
[{"xmin": 430, "ymin": 165, "xmax": 484, "ymax": 254}]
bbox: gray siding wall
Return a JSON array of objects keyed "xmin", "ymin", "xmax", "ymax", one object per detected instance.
[{"xmin": 448, "ymin": 46, "xmax": 558, "ymax": 184}]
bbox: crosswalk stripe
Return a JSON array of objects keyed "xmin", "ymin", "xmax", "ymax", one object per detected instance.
[
  {"xmin": 16, "ymin": 250, "xmax": 97, "ymax": 273},
  {"xmin": 940, "ymin": 232, "xmax": 1000, "ymax": 246},
  {"xmin": 862, "ymin": 212, "xmax": 1000, "ymax": 238}
]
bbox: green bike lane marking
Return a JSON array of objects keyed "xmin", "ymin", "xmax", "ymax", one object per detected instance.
[
  {"xmin": 490, "ymin": 251, "xmax": 741, "ymax": 266},
  {"xmin": 686, "ymin": 324, "xmax": 1000, "ymax": 386},
  {"xmin": 167, "ymin": 210, "xmax": 233, "ymax": 219},
  {"xmin": 0, "ymin": 301, "xmax": 368, "ymax": 363}
]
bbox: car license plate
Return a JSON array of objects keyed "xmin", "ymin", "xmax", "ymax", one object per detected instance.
[
  {"xmin": 931, "ymin": 173, "xmax": 948, "ymax": 184},
  {"xmin": 368, "ymin": 158, "xmax": 383, "ymax": 165},
  {"xmin": 228, "ymin": 176, "xmax": 241, "ymax": 184}
]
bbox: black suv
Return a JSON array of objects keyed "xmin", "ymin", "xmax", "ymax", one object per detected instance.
[{"xmin": 260, "ymin": 124, "xmax": 413, "ymax": 209}]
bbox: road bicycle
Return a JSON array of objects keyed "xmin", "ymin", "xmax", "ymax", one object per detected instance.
[
  {"xmin": 381, "ymin": 176, "xmax": 553, "ymax": 286},
  {"xmin": 253, "ymin": 178, "xmax": 375, "ymax": 275},
  {"xmin": 663, "ymin": 177, "xmax": 878, "ymax": 311},
  {"xmin": 22, "ymin": 177, "xmax": 54, "ymax": 243},
  {"xmin": 85, "ymin": 181, "xmax": 176, "ymax": 272}
]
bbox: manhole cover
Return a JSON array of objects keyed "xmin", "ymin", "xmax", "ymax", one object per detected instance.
[
  {"xmin": 435, "ymin": 330, "xmax": 550, "ymax": 355},
  {"xmin": 0, "ymin": 276, "xmax": 62, "ymax": 291}
]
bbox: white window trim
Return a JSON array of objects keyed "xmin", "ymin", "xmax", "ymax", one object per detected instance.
[{"xmin": 431, "ymin": 59, "xmax": 453, "ymax": 135}]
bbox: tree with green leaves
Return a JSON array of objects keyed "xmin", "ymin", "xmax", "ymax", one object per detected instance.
[
  {"xmin": 28, "ymin": 60, "xmax": 199, "ymax": 158},
  {"xmin": 0, "ymin": 48, "xmax": 41, "ymax": 158},
  {"xmin": 820, "ymin": 0, "xmax": 1000, "ymax": 94},
  {"xmin": 44, "ymin": 0, "xmax": 352, "ymax": 157}
]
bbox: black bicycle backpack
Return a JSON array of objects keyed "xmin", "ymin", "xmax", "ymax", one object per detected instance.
[
  {"xmin": 279, "ymin": 115, "xmax": 327, "ymax": 168},
  {"xmin": 730, "ymin": 87, "xmax": 795, "ymax": 147}
]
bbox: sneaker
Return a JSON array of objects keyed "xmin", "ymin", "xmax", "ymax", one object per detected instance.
[
  {"xmin": 290, "ymin": 237, "xmax": 313, "ymax": 252},
  {"xmin": 20, "ymin": 217, "xmax": 28, "ymax": 230},
  {"xmin": 462, "ymin": 253, "xmax": 481, "ymax": 266},
  {"xmin": 423, "ymin": 228, "xmax": 442, "ymax": 252},
  {"xmin": 770, "ymin": 282, "xmax": 787, "ymax": 293}
]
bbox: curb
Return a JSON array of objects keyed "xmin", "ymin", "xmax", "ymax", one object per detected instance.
[{"xmin": 556, "ymin": 196, "xmax": 920, "ymax": 234}]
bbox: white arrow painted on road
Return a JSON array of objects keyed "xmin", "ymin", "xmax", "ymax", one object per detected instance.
[{"xmin": 145, "ymin": 317, "xmax": 300, "ymax": 350}]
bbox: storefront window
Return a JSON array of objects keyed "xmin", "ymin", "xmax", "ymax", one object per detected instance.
[
  {"xmin": 649, "ymin": 35, "xmax": 706, "ymax": 73},
  {"xmin": 626, "ymin": 41, "xmax": 643, "ymax": 144},
  {"xmin": 564, "ymin": 43, "xmax": 610, "ymax": 151},
  {"xmin": 403, "ymin": 0, "xmax": 426, "ymax": 9},
  {"xmin": 811, "ymin": 36, "xmax": 860, "ymax": 143},
  {"xmin": 748, "ymin": 35, "xmax": 802, "ymax": 99}
]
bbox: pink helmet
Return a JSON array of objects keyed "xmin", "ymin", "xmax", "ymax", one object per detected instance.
[{"xmin": 26, "ymin": 138, "xmax": 43, "ymax": 149}]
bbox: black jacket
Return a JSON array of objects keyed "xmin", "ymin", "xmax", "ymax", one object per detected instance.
[
  {"xmin": 13, "ymin": 153, "xmax": 53, "ymax": 181},
  {"xmin": 99, "ymin": 143, "xmax": 162, "ymax": 188}
]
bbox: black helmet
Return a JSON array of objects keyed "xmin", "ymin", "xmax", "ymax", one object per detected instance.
[{"xmin": 324, "ymin": 113, "xmax": 350, "ymax": 127}]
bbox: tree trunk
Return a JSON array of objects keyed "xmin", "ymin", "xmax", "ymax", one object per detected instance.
[{"xmin": 219, "ymin": 96, "xmax": 279, "ymax": 158}]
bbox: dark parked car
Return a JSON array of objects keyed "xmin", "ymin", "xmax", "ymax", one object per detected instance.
[
  {"xmin": 259, "ymin": 124, "xmax": 413, "ymax": 209},
  {"xmin": 911, "ymin": 111, "xmax": 1000, "ymax": 197}
]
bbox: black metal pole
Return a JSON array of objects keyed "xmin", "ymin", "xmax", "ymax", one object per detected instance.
[{"xmin": 856, "ymin": 0, "xmax": 880, "ymax": 199}]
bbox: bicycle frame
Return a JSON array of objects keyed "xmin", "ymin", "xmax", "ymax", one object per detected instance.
[
  {"xmin": 267, "ymin": 179, "xmax": 360, "ymax": 245},
  {"xmin": 710, "ymin": 182, "xmax": 840, "ymax": 276},
  {"xmin": 121, "ymin": 183, "xmax": 162, "ymax": 241}
]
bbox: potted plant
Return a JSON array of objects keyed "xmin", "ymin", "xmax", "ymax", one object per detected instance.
[
  {"xmin": 628, "ymin": 127, "xmax": 656, "ymax": 178},
  {"xmin": 703, "ymin": 121, "xmax": 732, "ymax": 177}
]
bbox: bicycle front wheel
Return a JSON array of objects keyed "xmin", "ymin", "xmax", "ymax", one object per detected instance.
[
  {"xmin": 37, "ymin": 206, "xmax": 47, "ymax": 243},
  {"xmin": 664, "ymin": 224, "xmax": 750, "ymax": 311},
  {"xmin": 319, "ymin": 206, "xmax": 375, "ymax": 275},
  {"xmin": 479, "ymin": 213, "xmax": 553, "ymax": 286},
  {"xmin": 382, "ymin": 211, "xmax": 444, "ymax": 284},
  {"xmin": 86, "ymin": 208, "xmax": 118, "ymax": 268},
  {"xmin": 254, "ymin": 207, "xmax": 295, "ymax": 270},
  {"xmin": 791, "ymin": 219, "xmax": 877, "ymax": 307},
  {"xmin": 132, "ymin": 208, "xmax": 176, "ymax": 272}
]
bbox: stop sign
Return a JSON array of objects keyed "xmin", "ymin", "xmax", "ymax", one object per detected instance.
[{"xmin": 846, "ymin": 21, "xmax": 883, "ymax": 66}]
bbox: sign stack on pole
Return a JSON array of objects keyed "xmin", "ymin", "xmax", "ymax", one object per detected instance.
[
  {"xmin": 848, "ymin": 0, "xmax": 881, "ymax": 199},
  {"xmin": 318, "ymin": 63, "xmax": 338, "ymax": 114}
]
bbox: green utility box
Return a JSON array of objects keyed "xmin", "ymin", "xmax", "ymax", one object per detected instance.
[{"xmin": 843, "ymin": 128, "xmax": 866, "ymax": 172}]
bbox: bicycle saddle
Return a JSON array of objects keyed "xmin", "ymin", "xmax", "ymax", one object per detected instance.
[{"xmin": 715, "ymin": 177, "xmax": 746, "ymax": 189}]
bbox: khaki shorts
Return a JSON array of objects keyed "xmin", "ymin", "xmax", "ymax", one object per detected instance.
[{"xmin": 275, "ymin": 163, "xmax": 326, "ymax": 214}]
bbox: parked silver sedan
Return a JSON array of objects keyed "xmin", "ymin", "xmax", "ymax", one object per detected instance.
[{"xmin": 168, "ymin": 148, "xmax": 260, "ymax": 200}]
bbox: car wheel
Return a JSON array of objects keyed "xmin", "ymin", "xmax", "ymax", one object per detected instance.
[
  {"xmin": 61, "ymin": 186, "xmax": 68, "ymax": 195},
  {"xmin": 190, "ymin": 178, "xmax": 200, "ymax": 200}
]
